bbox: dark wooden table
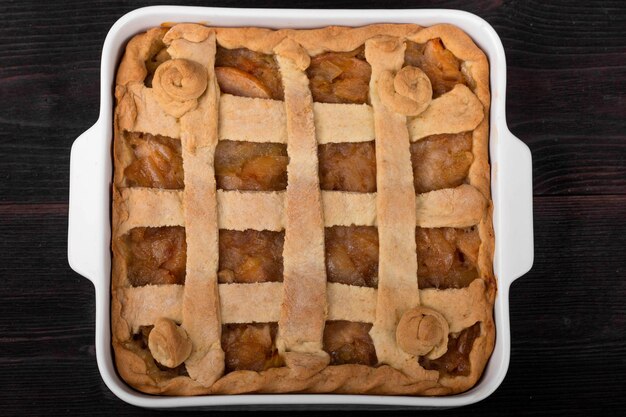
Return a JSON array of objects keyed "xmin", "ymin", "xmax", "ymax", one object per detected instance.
[{"xmin": 1, "ymin": 1, "xmax": 624, "ymax": 415}]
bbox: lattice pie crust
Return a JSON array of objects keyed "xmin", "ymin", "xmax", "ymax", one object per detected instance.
[{"xmin": 112, "ymin": 23, "xmax": 495, "ymax": 396}]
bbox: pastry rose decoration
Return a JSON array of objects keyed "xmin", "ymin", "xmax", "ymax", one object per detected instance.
[
  {"xmin": 396, "ymin": 306, "xmax": 449, "ymax": 359},
  {"xmin": 148, "ymin": 317, "xmax": 193, "ymax": 368},
  {"xmin": 379, "ymin": 66, "xmax": 432, "ymax": 116},
  {"xmin": 153, "ymin": 58, "xmax": 207, "ymax": 118}
]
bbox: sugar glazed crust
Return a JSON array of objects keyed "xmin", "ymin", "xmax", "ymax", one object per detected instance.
[{"xmin": 112, "ymin": 23, "xmax": 495, "ymax": 396}]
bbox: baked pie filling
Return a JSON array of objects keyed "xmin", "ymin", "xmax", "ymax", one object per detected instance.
[
  {"xmin": 306, "ymin": 46, "xmax": 371, "ymax": 105},
  {"xmin": 123, "ymin": 132, "xmax": 184, "ymax": 189},
  {"xmin": 125, "ymin": 226, "xmax": 187, "ymax": 287},
  {"xmin": 113, "ymin": 23, "xmax": 495, "ymax": 396},
  {"xmin": 217, "ymin": 229, "xmax": 284, "ymax": 284},
  {"xmin": 215, "ymin": 141, "xmax": 288, "ymax": 191},
  {"xmin": 325, "ymin": 226, "xmax": 379, "ymax": 288},
  {"xmin": 221, "ymin": 323, "xmax": 283, "ymax": 373},
  {"xmin": 318, "ymin": 142, "xmax": 377, "ymax": 193},
  {"xmin": 323, "ymin": 321, "xmax": 377, "ymax": 366}
]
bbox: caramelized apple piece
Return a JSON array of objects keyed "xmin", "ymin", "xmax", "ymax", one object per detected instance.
[
  {"xmin": 416, "ymin": 227, "xmax": 479, "ymax": 289},
  {"xmin": 325, "ymin": 226, "xmax": 379, "ymax": 288},
  {"xmin": 221, "ymin": 323, "xmax": 283, "ymax": 372},
  {"xmin": 215, "ymin": 47, "xmax": 283, "ymax": 100},
  {"xmin": 318, "ymin": 142, "xmax": 377, "ymax": 193},
  {"xmin": 125, "ymin": 227, "xmax": 186, "ymax": 287},
  {"xmin": 405, "ymin": 39, "xmax": 467, "ymax": 98},
  {"xmin": 307, "ymin": 47, "xmax": 371, "ymax": 104},
  {"xmin": 124, "ymin": 132, "xmax": 184, "ymax": 189},
  {"xmin": 215, "ymin": 140, "xmax": 288, "ymax": 191},
  {"xmin": 218, "ymin": 230, "xmax": 284, "ymax": 284},
  {"xmin": 420, "ymin": 322, "xmax": 481, "ymax": 376},
  {"xmin": 215, "ymin": 66, "xmax": 272, "ymax": 99},
  {"xmin": 410, "ymin": 132, "xmax": 473, "ymax": 194},
  {"xmin": 323, "ymin": 321, "xmax": 377, "ymax": 366}
]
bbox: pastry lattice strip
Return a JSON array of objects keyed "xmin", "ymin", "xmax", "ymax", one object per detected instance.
[
  {"xmin": 159, "ymin": 26, "xmax": 224, "ymax": 386},
  {"xmin": 114, "ymin": 185, "xmax": 486, "ymax": 238},
  {"xmin": 272, "ymin": 40, "xmax": 328, "ymax": 358},
  {"xmin": 119, "ymin": 89, "xmax": 482, "ymax": 145},
  {"xmin": 116, "ymin": 279, "xmax": 490, "ymax": 335}
]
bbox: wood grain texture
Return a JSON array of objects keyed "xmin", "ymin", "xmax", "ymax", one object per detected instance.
[{"xmin": 0, "ymin": 0, "xmax": 625, "ymax": 415}]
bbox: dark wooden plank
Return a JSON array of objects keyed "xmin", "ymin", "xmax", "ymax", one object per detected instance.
[
  {"xmin": 527, "ymin": 133, "xmax": 626, "ymax": 196},
  {"xmin": 496, "ymin": 194, "xmax": 626, "ymax": 415}
]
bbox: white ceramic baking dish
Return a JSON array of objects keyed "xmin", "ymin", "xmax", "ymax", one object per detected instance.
[{"xmin": 67, "ymin": 6, "xmax": 533, "ymax": 409}]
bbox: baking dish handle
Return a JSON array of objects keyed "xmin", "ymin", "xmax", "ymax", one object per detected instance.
[
  {"xmin": 498, "ymin": 128, "xmax": 534, "ymax": 285},
  {"xmin": 67, "ymin": 119, "xmax": 110, "ymax": 285}
]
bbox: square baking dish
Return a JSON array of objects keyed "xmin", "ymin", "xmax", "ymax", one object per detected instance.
[{"xmin": 67, "ymin": 6, "xmax": 533, "ymax": 409}]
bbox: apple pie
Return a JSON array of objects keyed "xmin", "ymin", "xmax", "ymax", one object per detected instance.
[{"xmin": 112, "ymin": 22, "xmax": 495, "ymax": 396}]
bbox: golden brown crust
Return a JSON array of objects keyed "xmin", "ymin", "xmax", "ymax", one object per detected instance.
[
  {"xmin": 407, "ymin": 84, "xmax": 484, "ymax": 141},
  {"xmin": 365, "ymin": 36, "xmax": 434, "ymax": 381},
  {"xmin": 274, "ymin": 45, "xmax": 329, "ymax": 361},
  {"xmin": 173, "ymin": 29, "xmax": 224, "ymax": 387},
  {"xmin": 379, "ymin": 66, "xmax": 432, "ymax": 116},
  {"xmin": 148, "ymin": 317, "xmax": 193, "ymax": 368},
  {"xmin": 116, "ymin": 185, "xmax": 485, "ymax": 232},
  {"xmin": 152, "ymin": 58, "xmax": 208, "ymax": 118},
  {"xmin": 117, "ymin": 279, "xmax": 489, "ymax": 330},
  {"xmin": 396, "ymin": 307, "xmax": 449, "ymax": 359},
  {"xmin": 116, "ymin": 27, "xmax": 169, "ymax": 86},
  {"xmin": 415, "ymin": 184, "xmax": 487, "ymax": 228},
  {"xmin": 218, "ymin": 94, "xmax": 287, "ymax": 143},
  {"xmin": 214, "ymin": 24, "xmax": 420, "ymax": 56},
  {"xmin": 112, "ymin": 22, "xmax": 494, "ymax": 397}
]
